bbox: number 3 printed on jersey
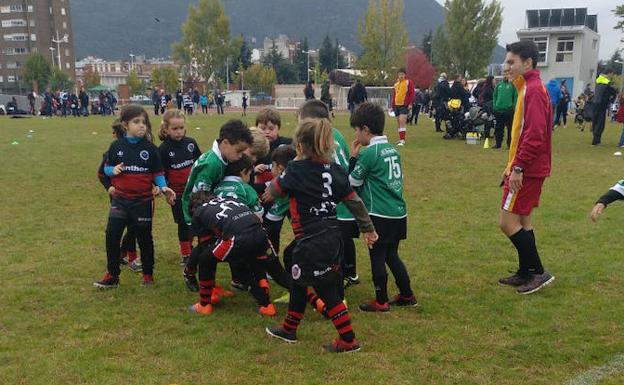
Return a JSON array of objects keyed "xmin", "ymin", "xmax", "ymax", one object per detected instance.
[
  {"xmin": 384, "ymin": 155, "xmax": 401, "ymax": 179},
  {"xmin": 322, "ymin": 172, "xmax": 333, "ymax": 197}
]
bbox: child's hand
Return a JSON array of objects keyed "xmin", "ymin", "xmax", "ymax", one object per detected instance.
[
  {"xmin": 351, "ymin": 139, "xmax": 362, "ymax": 158},
  {"xmin": 107, "ymin": 186, "xmax": 116, "ymax": 196},
  {"xmin": 113, "ymin": 163, "xmax": 124, "ymax": 175},
  {"xmin": 261, "ymin": 188, "xmax": 274, "ymax": 204},
  {"xmin": 255, "ymin": 164, "xmax": 267, "ymax": 173},
  {"xmin": 590, "ymin": 203, "xmax": 605, "ymax": 222},
  {"xmin": 362, "ymin": 231, "xmax": 378, "ymax": 249},
  {"xmin": 161, "ymin": 187, "xmax": 176, "ymax": 205}
]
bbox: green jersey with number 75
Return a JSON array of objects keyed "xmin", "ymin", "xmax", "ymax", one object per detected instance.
[{"xmin": 348, "ymin": 135, "xmax": 406, "ymax": 218}]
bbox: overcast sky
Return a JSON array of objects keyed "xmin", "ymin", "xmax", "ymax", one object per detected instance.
[{"xmin": 435, "ymin": 0, "xmax": 621, "ymax": 60}]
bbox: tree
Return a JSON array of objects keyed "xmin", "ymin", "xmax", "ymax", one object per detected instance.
[
  {"xmin": 238, "ymin": 63, "xmax": 276, "ymax": 94},
  {"xmin": 48, "ymin": 67, "xmax": 73, "ymax": 91},
  {"xmin": 262, "ymin": 41, "xmax": 298, "ymax": 84},
  {"xmin": 238, "ymin": 37, "xmax": 252, "ymax": 70},
  {"xmin": 151, "ymin": 66, "xmax": 179, "ymax": 93},
  {"xmin": 294, "ymin": 37, "xmax": 312, "ymax": 82},
  {"xmin": 318, "ymin": 35, "xmax": 335, "ymax": 73},
  {"xmin": 357, "ymin": 0, "xmax": 409, "ymax": 85},
  {"xmin": 433, "ymin": 0, "xmax": 503, "ymax": 78},
  {"xmin": 404, "ymin": 47, "xmax": 436, "ymax": 89},
  {"xmin": 82, "ymin": 67, "xmax": 101, "ymax": 89},
  {"xmin": 22, "ymin": 53, "xmax": 51, "ymax": 92},
  {"xmin": 127, "ymin": 70, "xmax": 145, "ymax": 95},
  {"xmin": 172, "ymin": 0, "xmax": 236, "ymax": 84},
  {"xmin": 614, "ymin": 4, "xmax": 624, "ymax": 32}
]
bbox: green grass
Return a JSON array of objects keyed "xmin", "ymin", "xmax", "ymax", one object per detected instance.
[{"xmin": 1, "ymin": 110, "xmax": 624, "ymax": 385}]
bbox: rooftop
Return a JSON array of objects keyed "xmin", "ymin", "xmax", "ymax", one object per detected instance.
[{"xmin": 525, "ymin": 8, "xmax": 597, "ymax": 33}]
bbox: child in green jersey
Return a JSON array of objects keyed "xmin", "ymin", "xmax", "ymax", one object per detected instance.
[
  {"xmin": 181, "ymin": 120, "xmax": 253, "ymax": 293},
  {"xmin": 349, "ymin": 102, "xmax": 417, "ymax": 312}
]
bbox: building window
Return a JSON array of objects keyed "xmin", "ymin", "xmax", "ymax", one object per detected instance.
[
  {"xmin": 65, "ymin": 48, "xmax": 69, "ymax": 57},
  {"xmin": 27, "ymin": 5, "xmax": 33, "ymax": 12},
  {"xmin": 5, "ymin": 47, "xmax": 28, "ymax": 55},
  {"xmin": 62, "ymin": 21, "xmax": 67, "ymax": 29},
  {"xmin": 66, "ymin": 62, "xmax": 70, "ymax": 69},
  {"xmin": 0, "ymin": 6, "xmax": 10, "ymax": 13},
  {"xmin": 555, "ymin": 36, "xmax": 574, "ymax": 62},
  {"xmin": 3, "ymin": 33, "xmax": 28, "ymax": 41},
  {"xmin": 61, "ymin": 7, "xmax": 66, "ymax": 15},
  {"xmin": 592, "ymin": 39, "xmax": 598, "ymax": 50},
  {"xmin": 7, "ymin": 62, "xmax": 18, "ymax": 69},
  {"xmin": 8, "ymin": 76, "xmax": 16, "ymax": 82},
  {"xmin": 30, "ymin": 33, "xmax": 36, "ymax": 41},
  {"xmin": 2, "ymin": 19, "xmax": 27, "ymax": 27},
  {"xmin": 9, "ymin": 5, "xmax": 23, "ymax": 12},
  {"xmin": 523, "ymin": 36, "xmax": 548, "ymax": 65},
  {"xmin": 29, "ymin": 20, "xmax": 35, "ymax": 27},
  {"xmin": 0, "ymin": 76, "xmax": 3, "ymax": 82}
]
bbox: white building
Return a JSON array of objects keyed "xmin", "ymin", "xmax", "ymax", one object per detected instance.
[{"xmin": 516, "ymin": 8, "xmax": 600, "ymax": 98}]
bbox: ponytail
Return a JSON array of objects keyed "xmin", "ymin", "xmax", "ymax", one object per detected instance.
[{"xmin": 293, "ymin": 118, "xmax": 334, "ymax": 161}]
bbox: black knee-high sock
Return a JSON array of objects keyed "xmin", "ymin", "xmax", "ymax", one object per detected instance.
[
  {"xmin": 525, "ymin": 229, "xmax": 544, "ymax": 274},
  {"xmin": 509, "ymin": 229, "xmax": 532, "ymax": 278}
]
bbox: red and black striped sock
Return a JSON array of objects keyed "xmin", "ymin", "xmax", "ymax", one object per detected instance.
[
  {"xmin": 199, "ymin": 279, "xmax": 214, "ymax": 306},
  {"xmin": 305, "ymin": 289, "xmax": 321, "ymax": 308},
  {"xmin": 327, "ymin": 303, "xmax": 355, "ymax": 342},
  {"xmin": 282, "ymin": 310, "xmax": 304, "ymax": 334}
]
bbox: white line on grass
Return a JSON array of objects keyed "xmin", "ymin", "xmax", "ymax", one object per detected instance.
[{"xmin": 567, "ymin": 354, "xmax": 624, "ymax": 385}]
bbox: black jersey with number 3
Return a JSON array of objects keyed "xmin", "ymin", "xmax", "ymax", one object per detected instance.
[{"xmin": 272, "ymin": 159, "xmax": 355, "ymax": 239}]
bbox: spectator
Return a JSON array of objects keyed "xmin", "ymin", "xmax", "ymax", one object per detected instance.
[
  {"xmin": 492, "ymin": 75, "xmax": 517, "ymax": 148},
  {"xmin": 79, "ymin": 88, "xmax": 89, "ymax": 117},
  {"xmin": 432, "ymin": 73, "xmax": 451, "ymax": 132},
  {"xmin": 303, "ymin": 81, "xmax": 315, "ymax": 100},
  {"xmin": 591, "ymin": 74, "xmax": 617, "ymax": 146},
  {"xmin": 554, "ymin": 83, "xmax": 570, "ymax": 128}
]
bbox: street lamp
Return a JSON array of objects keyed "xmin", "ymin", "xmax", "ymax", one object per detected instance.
[
  {"xmin": 129, "ymin": 53, "xmax": 135, "ymax": 72},
  {"xmin": 51, "ymin": 32, "xmax": 68, "ymax": 69},
  {"xmin": 154, "ymin": 17, "xmax": 162, "ymax": 59},
  {"xmin": 235, "ymin": 69, "xmax": 244, "ymax": 90},
  {"xmin": 302, "ymin": 50, "xmax": 313, "ymax": 83},
  {"xmin": 49, "ymin": 47, "xmax": 56, "ymax": 68}
]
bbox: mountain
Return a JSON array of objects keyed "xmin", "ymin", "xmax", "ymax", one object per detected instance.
[{"xmin": 70, "ymin": 0, "xmax": 505, "ymax": 63}]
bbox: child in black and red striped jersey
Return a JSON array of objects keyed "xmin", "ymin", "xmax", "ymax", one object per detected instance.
[
  {"xmin": 158, "ymin": 109, "xmax": 202, "ymax": 266},
  {"xmin": 94, "ymin": 105, "xmax": 176, "ymax": 289},
  {"xmin": 97, "ymin": 123, "xmax": 141, "ymax": 272},
  {"xmin": 265, "ymin": 118, "xmax": 379, "ymax": 353}
]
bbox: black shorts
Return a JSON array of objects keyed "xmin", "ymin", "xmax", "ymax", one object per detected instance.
[
  {"xmin": 290, "ymin": 227, "xmax": 342, "ymax": 287},
  {"xmin": 394, "ymin": 106, "xmax": 409, "ymax": 116},
  {"xmin": 171, "ymin": 197, "xmax": 185, "ymax": 224},
  {"xmin": 371, "ymin": 215, "xmax": 406, "ymax": 243},
  {"xmin": 222, "ymin": 229, "xmax": 268, "ymax": 265},
  {"xmin": 338, "ymin": 220, "xmax": 359, "ymax": 239},
  {"xmin": 109, "ymin": 197, "xmax": 154, "ymax": 226}
]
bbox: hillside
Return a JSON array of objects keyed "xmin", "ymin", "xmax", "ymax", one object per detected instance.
[{"xmin": 71, "ymin": 0, "xmax": 505, "ymax": 63}]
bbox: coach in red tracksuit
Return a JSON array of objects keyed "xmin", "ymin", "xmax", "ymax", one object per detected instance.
[{"xmin": 497, "ymin": 40, "xmax": 555, "ymax": 295}]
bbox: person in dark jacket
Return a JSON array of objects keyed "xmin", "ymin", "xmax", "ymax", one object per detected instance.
[
  {"xmin": 591, "ymin": 74, "xmax": 617, "ymax": 145},
  {"xmin": 432, "ymin": 73, "xmax": 451, "ymax": 132},
  {"xmin": 554, "ymin": 83, "xmax": 570, "ymax": 128},
  {"xmin": 79, "ymin": 88, "xmax": 89, "ymax": 117},
  {"xmin": 350, "ymin": 79, "xmax": 367, "ymax": 113},
  {"xmin": 303, "ymin": 81, "xmax": 315, "ymax": 100}
]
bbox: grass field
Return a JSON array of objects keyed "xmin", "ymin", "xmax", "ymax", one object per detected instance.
[{"xmin": 2, "ymin": 110, "xmax": 624, "ymax": 385}]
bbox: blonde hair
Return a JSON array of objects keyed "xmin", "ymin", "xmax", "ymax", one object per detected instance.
[
  {"xmin": 159, "ymin": 109, "xmax": 186, "ymax": 141},
  {"xmin": 293, "ymin": 118, "xmax": 334, "ymax": 161},
  {"xmin": 248, "ymin": 126, "xmax": 269, "ymax": 159}
]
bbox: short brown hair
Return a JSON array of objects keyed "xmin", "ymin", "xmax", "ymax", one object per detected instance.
[{"xmin": 255, "ymin": 107, "xmax": 281, "ymax": 129}]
